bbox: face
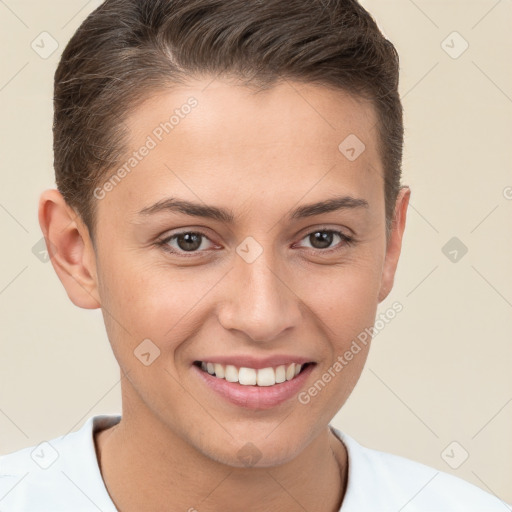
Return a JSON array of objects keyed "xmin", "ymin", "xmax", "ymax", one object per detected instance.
[{"xmin": 48, "ymin": 77, "xmax": 409, "ymax": 467}]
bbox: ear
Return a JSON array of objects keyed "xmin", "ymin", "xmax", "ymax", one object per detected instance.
[
  {"xmin": 378, "ymin": 186, "xmax": 411, "ymax": 303},
  {"xmin": 38, "ymin": 188, "xmax": 101, "ymax": 309}
]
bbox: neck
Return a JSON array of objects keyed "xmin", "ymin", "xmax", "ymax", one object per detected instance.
[{"xmin": 95, "ymin": 412, "xmax": 347, "ymax": 512}]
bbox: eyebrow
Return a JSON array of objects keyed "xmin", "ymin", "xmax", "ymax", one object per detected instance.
[{"xmin": 137, "ymin": 195, "xmax": 369, "ymax": 223}]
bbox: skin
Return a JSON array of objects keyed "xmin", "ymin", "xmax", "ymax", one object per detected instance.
[{"xmin": 39, "ymin": 77, "xmax": 410, "ymax": 512}]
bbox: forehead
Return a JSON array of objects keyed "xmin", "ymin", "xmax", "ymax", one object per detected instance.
[
  {"xmin": 126, "ymin": 77, "xmax": 379, "ymax": 154},
  {"xmin": 98, "ymin": 78, "xmax": 383, "ymax": 222}
]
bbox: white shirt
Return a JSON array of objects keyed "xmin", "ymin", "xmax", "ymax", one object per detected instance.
[{"xmin": 0, "ymin": 414, "xmax": 508, "ymax": 511}]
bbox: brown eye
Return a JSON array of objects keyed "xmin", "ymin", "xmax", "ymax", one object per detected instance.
[
  {"xmin": 175, "ymin": 232, "xmax": 203, "ymax": 252},
  {"xmin": 159, "ymin": 231, "xmax": 214, "ymax": 255},
  {"xmin": 309, "ymin": 231, "xmax": 335, "ymax": 249},
  {"xmin": 297, "ymin": 229, "xmax": 354, "ymax": 252}
]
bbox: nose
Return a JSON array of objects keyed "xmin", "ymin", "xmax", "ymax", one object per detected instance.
[{"xmin": 217, "ymin": 246, "xmax": 304, "ymax": 343}]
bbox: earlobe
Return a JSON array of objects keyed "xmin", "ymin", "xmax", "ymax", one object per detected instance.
[
  {"xmin": 378, "ymin": 186, "xmax": 411, "ymax": 303},
  {"xmin": 38, "ymin": 189, "xmax": 101, "ymax": 309}
]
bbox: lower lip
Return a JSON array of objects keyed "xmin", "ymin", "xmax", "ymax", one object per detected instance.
[{"xmin": 192, "ymin": 363, "xmax": 316, "ymax": 410}]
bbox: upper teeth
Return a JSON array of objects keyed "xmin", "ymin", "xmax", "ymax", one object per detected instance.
[{"xmin": 200, "ymin": 361, "xmax": 304, "ymax": 386}]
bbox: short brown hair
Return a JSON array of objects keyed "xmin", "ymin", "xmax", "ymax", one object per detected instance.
[{"xmin": 53, "ymin": 0, "xmax": 403, "ymax": 242}]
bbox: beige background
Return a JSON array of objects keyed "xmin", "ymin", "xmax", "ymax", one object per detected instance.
[{"xmin": 1, "ymin": 0, "xmax": 511, "ymax": 504}]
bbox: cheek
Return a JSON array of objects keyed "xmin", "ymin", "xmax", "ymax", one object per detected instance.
[
  {"xmin": 294, "ymin": 262, "xmax": 380, "ymax": 415},
  {"xmin": 297, "ymin": 254, "xmax": 383, "ymax": 336},
  {"xmin": 98, "ymin": 256, "xmax": 221, "ymax": 349}
]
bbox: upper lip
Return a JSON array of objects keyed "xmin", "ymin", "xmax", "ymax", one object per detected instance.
[{"xmin": 194, "ymin": 355, "xmax": 316, "ymax": 370}]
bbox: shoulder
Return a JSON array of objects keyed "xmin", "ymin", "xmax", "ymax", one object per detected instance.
[
  {"xmin": 330, "ymin": 426, "xmax": 510, "ymax": 512},
  {"xmin": 0, "ymin": 414, "xmax": 121, "ymax": 512}
]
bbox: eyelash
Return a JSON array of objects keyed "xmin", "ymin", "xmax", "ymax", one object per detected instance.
[{"xmin": 156, "ymin": 227, "xmax": 356, "ymax": 258}]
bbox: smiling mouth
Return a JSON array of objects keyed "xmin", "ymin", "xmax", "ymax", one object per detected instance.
[{"xmin": 193, "ymin": 360, "xmax": 314, "ymax": 387}]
